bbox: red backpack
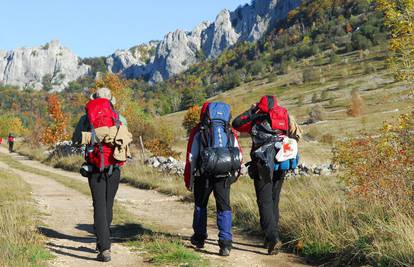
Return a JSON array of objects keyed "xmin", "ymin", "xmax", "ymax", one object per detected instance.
[
  {"xmin": 85, "ymin": 98, "xmax": 122, "ymax": 172},
  {"xmin": 257, "ymin": 95, "xmax": 289, "ymax": 132}
]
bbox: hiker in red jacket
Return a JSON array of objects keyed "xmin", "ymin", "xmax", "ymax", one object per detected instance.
[
  {"xmin": 7, "ymin": 134, "xmax": 15, "ymax": 153},
  {"xmin": 184, "ymin": 102, "xmax": 243, "ymax": 256},
  {"xmin": 72, "ymin": 87, "xmax": 132, "ymax": 262},
  {"xmin": 232, "ymin": 96, "xmax": 301, "ymax": 255}
]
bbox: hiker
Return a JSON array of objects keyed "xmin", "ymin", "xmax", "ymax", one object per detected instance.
[
  {"xmin": 7, "ymin": 133, "xmax": 15, "ymax": 153},
  {"xmin": 184, "ymin": 102, "xmax": 242, "ymax": 256},
  {"xmin": 0, "ymin": 137, "xmax": 2, "ymax": 145},
  {"xmin": 232, "ymin": 96, "xmax": 301, "ymax": 255},
  {"xmin": 72, "ymin": 87, "xmax": 132, "ymax": 262}
]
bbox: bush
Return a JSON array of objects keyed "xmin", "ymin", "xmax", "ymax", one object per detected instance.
[
  {"xmin": 352, "ymin": 33, "xmax": 373, "ymax": 50},
  {"xmin": 308, "ymin": 105, "xmax": 325, "ymax": 123},
  {"xmin": 347, "ymin": 89, "xmax": 363, "ymax": 117},
  {"xmin": 334, "ymin": 112, "xmax": 413, "ymax": 211},
  {"xmin": 320, "ymin": 133, "xmax": 336, "ymax": 144},
  {"xmin": 249, "ymin": 61, "xmax": 265, "ymax": 76},
  {"xmin": 182, "ymin": 106, "xmax": 201, "ymax": 136}
]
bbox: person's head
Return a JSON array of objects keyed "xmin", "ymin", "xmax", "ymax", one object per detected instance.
[{"xmin": 90, "ymin": 87, "xmax": 116, "ymax": 105}]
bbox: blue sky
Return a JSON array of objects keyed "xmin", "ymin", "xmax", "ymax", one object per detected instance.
[{"xmin": 0, "ymin": 0, "xmax": 248, "ymax": 57}]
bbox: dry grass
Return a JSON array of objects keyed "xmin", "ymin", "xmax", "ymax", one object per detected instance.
[{"xmin": 0, "ymin": 165, "xmax": 54, "ymax": 267}]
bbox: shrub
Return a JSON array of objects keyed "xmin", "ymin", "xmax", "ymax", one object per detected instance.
[
  {"xmin": 144, "ymin": 139, "xmax": 180, "ymax": 158},
  {"xmin": 182, "ymin": 106, "xmax": 201, "ymax": 136},
  {"xmin": 311, "ymin": 93, "xmax": 320, "ymax": 103},
  {"xmin": 320, "ymin": 133, "xmax": 336, "ymax": 144},
  {"xmin": 334, "ymin": 112, "xmax": 414, "ymax": 210},
  {"xmin": 308, "ymin": 105, "xmax": 325, "ymax": 123},
  {"xmin": 347, "ymin": 89, "xmax": 363, "ymax": 117}
]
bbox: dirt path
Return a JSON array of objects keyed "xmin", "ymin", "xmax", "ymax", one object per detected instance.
[
  {"xmin": 0, "ymin": 158, "xmax": 142, "ymax": 266},
  {"xmin": 0, "ymin": 147, "xmax": 309, "ymax": 267}
]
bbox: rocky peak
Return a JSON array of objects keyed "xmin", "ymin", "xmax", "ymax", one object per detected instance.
[
  {"xmin": 108, "ymin": 0, "xmax": 303, "ymax": 82},
  {"xmin": 0, "ymin": 40, "xmax": 90, "ymax": 91}
]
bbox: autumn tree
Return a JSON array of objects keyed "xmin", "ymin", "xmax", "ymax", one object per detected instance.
[
  {"xmin": 182, "ymin": 105, "xmax": 201, "ymax": 135},
  {"xmin": 93, "ymin": 73, "xmax": 131, "ymax": 112},
  {"xmin": 377, "ymin": 0, "xmax": 414, "ymax": 82},
  {"xmin": 42, "ymin": 95, "xmax": 69, "ymax": 145},
  {"xmin": 0, "ymin": 114, "xmax": 27, "ymax": 137}
]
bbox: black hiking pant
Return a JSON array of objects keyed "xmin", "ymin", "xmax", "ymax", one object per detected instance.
[
  {"xmin": 88, "ymin": 168, "xmax": 120, "ymax": 252},
  {"xmin": 253, "ymin": 170, "xmax": 286, "ymax": 243},
  {"xmin": 8, "ymin": 142, "xmax": 13, "ymax": 153},
  {"xmin": 193, "ymin": 176, "xmax": 234, "ymax": 248}
]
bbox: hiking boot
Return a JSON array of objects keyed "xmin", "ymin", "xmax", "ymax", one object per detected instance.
[
  {"xmin": 219, "ymin": 247, "xmax": 231, "ymax": 256},
  {"xmin": 267, "ymin": 240, "xmax": 283, "ymax": 255},
  {"xmin": 190, "ymin": 235, "xmax": 205, "ymax": 249},
  {"xmin": 218, "ymin": 240, "xmax": 232, "ymax": 257},
  {"xmin": 97, "ymin": 250, "xmax": 111, "ymax": 262}
]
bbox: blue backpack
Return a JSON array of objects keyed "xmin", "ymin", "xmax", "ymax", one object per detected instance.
[{"xmin": 199, "ymin": 102, "xmax": 241, "ymax": 177}]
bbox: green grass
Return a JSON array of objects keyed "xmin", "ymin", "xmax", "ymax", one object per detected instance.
[
  {"xmin": 128, "ymin": 235, "xmax": 208, "ymax": 267},
  {"xmin": 0, "ymin": 152, "xmax": 208, "ymax": 267},
  {"xmin": 0, "ymin": 167, "xmax": 54, "ymax": 267}
]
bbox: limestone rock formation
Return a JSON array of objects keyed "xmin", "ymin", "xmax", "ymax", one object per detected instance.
[
  {"xmin": 108, "ymin": 0, "xmax": 303, "ymax": 82},
  {"xmin": 0, "ymin": 40, "xmax": 90, "ymax": 91}
]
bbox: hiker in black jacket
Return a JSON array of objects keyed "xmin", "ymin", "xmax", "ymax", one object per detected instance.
[{"xmin": 232, "ymin": 96, "xmax": 301, "ymax": 255}]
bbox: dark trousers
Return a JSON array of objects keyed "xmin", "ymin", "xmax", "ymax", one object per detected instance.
[
  {"xmin": 254, "ymin": 170, "xmax": 286, "ymax": 243},
  {"xmin": 193, "ymin": 176, "xmax": 233, "ymax": 247},
  {"xmin": 8, "ymin": 142, "xmax": 13, "ymax": 153},
  {"xmin": 88, "ymin": 168, "xmax": 120, "ymax": 252}
]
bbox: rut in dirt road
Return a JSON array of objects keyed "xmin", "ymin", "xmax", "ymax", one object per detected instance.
[{"xmin": 0, "ymin": 148, "xmax": 310, "ymax": 267}]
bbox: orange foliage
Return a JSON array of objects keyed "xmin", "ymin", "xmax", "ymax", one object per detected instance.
[
  {"xmin": 93, "ymin": 73, "xmax": 131, "ymax": 112},
  {"xmin": 334, "ymin": 112, "xmax": 414, "ymax": 210},
  {"xmin": 182, "ymin": 105, "xmax": 201, "ymax": 135},
  {"xmin": 42, "ymin": 95, "xmax": 69, "ymax": 145},
  {"xmin": 347, "ymin": 89, "xmax": 363, "ymax": 117}
]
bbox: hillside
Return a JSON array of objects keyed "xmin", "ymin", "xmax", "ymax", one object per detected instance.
[{"xmin": 161, "ymin": 46, "xmax": 413, "ymax": 163}]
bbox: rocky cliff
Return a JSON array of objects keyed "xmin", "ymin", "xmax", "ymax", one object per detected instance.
[
  {"xmin": 0, "ymin": 40, "xmax": 90, "ymax": 91},
  {"xmin": 108, "ymin": 0, "xmax": 302, "ymax": 82},
  {"xmin": 1, "ymin": 0, "xmax": 302, "ymax": 90}
]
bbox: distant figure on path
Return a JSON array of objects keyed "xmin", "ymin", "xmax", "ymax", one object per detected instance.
[
  {"xmin": 72, "ymin": 87, "xmax": 132, "ymax": 262},
  {"xmin": 232, "ymin": 96, "xmax": 301, "ymax": 255},
  {"xmin": 7, "ymin": 134, "xmax": 15, "ymax": 153},
  {"xmin": 184, "ymin": 102, "xmax": 242, "ymax": 256}
]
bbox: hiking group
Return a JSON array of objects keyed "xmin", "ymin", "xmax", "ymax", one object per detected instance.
[{"xmin": 72, "ymin": 87, "xmax": 301, "ymax": 262}]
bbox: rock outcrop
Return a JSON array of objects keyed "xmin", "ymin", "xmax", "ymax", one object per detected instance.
[
  {"xmin": 1, "ymin": 0, "xmax": 303, "ymax": 90},
  {"xmin": 108, "ymin": 0, "xmax": 303, "ymax": 82},
  {"xmin": 0, "ymin": 40, "xmax": 90, "ymax": 91}
]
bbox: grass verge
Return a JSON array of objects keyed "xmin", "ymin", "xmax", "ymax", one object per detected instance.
[
  {"xmin": 0, "ymin": 166, "xmax": 54, "ymax": 267},
  {"xmin": 0, "ymin": 152, "xmax": 208, "ymax": 267}
]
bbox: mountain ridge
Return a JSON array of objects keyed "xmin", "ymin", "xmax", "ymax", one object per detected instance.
[{"xmin": 0, "ymin": 0, "xmax": 302, "ymax": 91}]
